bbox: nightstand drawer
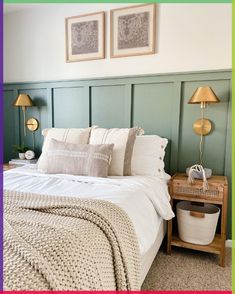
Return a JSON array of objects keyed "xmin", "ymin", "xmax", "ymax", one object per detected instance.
[{"xmin": 173, "ymin": 181, "xmax": 224, "ymax": 202}]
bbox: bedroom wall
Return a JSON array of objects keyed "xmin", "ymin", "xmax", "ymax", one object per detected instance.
[{"xmin": 4, "ymin": 3, "xmax": 231, "ymax": 83}]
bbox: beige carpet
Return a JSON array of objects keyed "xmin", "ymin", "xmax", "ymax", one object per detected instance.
[{"xmin": 142, "ymin": 246, "xmax": 231, "ymax": 290}]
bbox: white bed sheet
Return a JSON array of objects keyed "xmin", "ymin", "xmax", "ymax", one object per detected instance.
[{"xmin": 4, "ymin": 165, "xmax": 174, "ymax": 278}]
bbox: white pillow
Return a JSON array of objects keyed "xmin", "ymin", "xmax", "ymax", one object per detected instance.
[
  {"xmin": 89, "ymin": 127, "xmax": 137, "ymax": 176},
  {"xmin": 131, "ymin": 135, "xmax": 168, "ymax": 178},
  {"xmin": 41, "ymin": 128, "xmax": 91, "ymax": 152}
]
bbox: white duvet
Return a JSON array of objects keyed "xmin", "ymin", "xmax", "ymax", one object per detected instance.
[{"xmin": 4, "ymin": 165, "xmax": 174, "ymax": 258}]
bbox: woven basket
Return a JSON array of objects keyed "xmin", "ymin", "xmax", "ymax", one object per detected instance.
[{"xmin": 176, "ymin": 201, "xmax": 220, "ymax": 245}]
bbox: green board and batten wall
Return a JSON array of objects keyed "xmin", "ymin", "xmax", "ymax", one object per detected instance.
[{"xmin": 3, "ymin": 69, "xmax": 232, "ymax": 237}]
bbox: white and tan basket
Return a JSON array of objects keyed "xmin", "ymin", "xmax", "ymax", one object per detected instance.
[{"xmin": 176, "ymin": 201, "xmax": 220, "ymax": 245}]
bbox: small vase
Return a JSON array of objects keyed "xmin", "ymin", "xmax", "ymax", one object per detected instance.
[{"xmin": 19, "ymin": 153, "xmax": 25, "ymax": 160}]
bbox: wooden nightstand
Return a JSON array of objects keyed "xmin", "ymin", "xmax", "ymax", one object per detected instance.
[
  {"xmin": 167, "ymin": 173, "xmax": 228, "ymax": 267},
  {"xmin": 3, "ymin": 163, "xmax": 19, "ymax": 171}
]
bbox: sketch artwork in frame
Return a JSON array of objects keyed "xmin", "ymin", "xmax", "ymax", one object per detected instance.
[
  {"xmin": 65, "ymin": 11, "xmax": 105, "ymax": 62},
  {"xmin": 110, "ymin": 4, "xmax": 156, "ymax": 58}
]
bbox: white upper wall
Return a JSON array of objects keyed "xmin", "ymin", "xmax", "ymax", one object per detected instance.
[{"xmin": 4, "ymin": 3, "xmax": 232, "ymax": 83}]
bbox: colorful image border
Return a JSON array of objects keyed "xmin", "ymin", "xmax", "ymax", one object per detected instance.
[{"xmin": 1, "ymin": 0, "xmax": 233, "ymax": 292}]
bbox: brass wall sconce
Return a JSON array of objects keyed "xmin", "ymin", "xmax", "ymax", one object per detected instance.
[
  {"xmin": 13, "ymin": 94, "xmax": 40, "ymax": 150},
  {"xmin": 188, "ymin": 86, "xmax": 220, "ymax": 165},
  {"xmin": 26, "ymin": 118, "xmax": 40, "ymax": 150},
  {"xmin": 13, "ymin": 94, "xmax": 34, "ymax": 136},
  {"xmin": 26, "ymin": 118, "xmax": 39, "ymax": 132}
]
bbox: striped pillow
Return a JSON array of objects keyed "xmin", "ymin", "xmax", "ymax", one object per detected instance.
[
  {"xmin": 38, "ymin": 139, "xmax": 114, "ymax": 178},
  {"xmin": 89, "ymin": 127, "xmax": 138, "ymax": 176},
  {"xmin": 42, "ymin": 128, "xmax": 91, "ymax": 152}
]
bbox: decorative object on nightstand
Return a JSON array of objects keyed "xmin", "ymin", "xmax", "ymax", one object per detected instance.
[
  {"xmin": 13, "ymin": 143, "xmax": 29, "ymax": 159},
  {"xmin": 25, "ymin": 150, "xmax": 35, "ymax": 160},
  {"xmin": 12, "ymin": 94, "xmax": 34, "ymax": 136},
  {"xmin": 167, "ymin": 173, "xmax": 228, "ymax": 267},
  {"xmin": 187, "ymin": 86, "xmax": 220, "ymax": 184},
  {"xmin": 10, "ymin": 143, "xmax": 37, "ymax": 167}
]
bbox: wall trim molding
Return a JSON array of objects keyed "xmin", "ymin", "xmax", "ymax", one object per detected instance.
[{"xmin": 4, "ymin": 69, "xmax": 232, "ymax": 88}]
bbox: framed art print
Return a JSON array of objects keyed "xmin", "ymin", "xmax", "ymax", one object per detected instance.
[
  {"xmin": 65, "ymin": 11, "xmax": 105, "ymax": 62},
  {"xmin": 110, "ymin": 4, "xmax": 156, "ymax": 58}
]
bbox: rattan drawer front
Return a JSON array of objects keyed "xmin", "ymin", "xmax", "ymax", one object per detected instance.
[{"xmin": 173, "ymin": 181, "xmax": 224, "ymax": 202}]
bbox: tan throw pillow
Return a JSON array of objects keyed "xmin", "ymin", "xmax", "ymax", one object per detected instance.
[
  {"xmin": 89, "ymin": 127, "xmax": 137, "ymax": 176},
  {"xmin": 38, "ymin": 139, "xmax": 114, "ymax": 178},
  {"xmin": 42, "ymin": 128, "xmax": 91, "ymax": 152}
]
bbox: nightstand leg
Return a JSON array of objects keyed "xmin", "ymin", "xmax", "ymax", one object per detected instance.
[
  {"xmin": 219, "ymin": 253, "xmax": 225, "ymax": 267},
  {"xmin": 167, "ymin": 191, "xmax": 173, "ymax": 255},
  {"xmin": 167, "ymin": 219, "xmax": 172, "ymax": 255},
  {"xmin": 219, "ymin": 236, "xmax": 226, "ymax": 267},
  {"xmin": 219, "ymin": 184, "xmax": 228, "ymax": 267}
]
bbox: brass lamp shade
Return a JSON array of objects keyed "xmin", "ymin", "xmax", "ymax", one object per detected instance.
[
  {"xmin": 12, "ymin": 94, "xmax": 34, "ymax": 136},
  {"xmin": 13, "ymin": 94, "xmax": 34, "ymax": 107},
  {"xmin": 188, "ymin": 86, "xmax": 220, "ymax": 104},
  {"xmin": 188, "ymin": 86, "xmax": 220, "ymax": 166}
]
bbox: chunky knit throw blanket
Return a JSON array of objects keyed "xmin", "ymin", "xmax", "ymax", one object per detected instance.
[{"xmin": 4, "ymin": 189, "xmax": 141, "ymax": 290}]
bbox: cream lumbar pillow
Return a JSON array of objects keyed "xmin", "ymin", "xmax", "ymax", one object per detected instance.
[
  {"xmin": 41, "ymin": 128, "xmax": 92, "ymax": 152},
  {"xmin": 89, "ymin": 127, "xmax": 137, "ymax": 176},
  {"xmin": 38, "ymin": 138, "xmax": 114, "ymax": 178}
]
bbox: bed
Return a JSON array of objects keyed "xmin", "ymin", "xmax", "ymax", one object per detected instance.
[{"xmin": 3, "ymin": 127, "xmax": 174, "ymax": 290}]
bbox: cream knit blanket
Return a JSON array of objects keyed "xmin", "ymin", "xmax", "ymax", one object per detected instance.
[{"xmin": 4, "ymin": 189, "xmax": 140, "ymax": 290}]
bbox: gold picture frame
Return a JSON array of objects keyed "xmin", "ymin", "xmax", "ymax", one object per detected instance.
[
  {"xmin": 110, "ymin": 4, "xmax": 156, "ymax": 58},
  {"xmin": 65, "ymin": 11, "xmax": 105, "ymax": 62}
]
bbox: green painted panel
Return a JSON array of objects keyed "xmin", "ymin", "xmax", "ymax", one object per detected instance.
[
  {"xmin": 224, "ymin": 84, "xmax": 231, "ymax": 238},
  {"xmin": 91, "ymin": 85, "xmax": 126, "ymax": 128},
  {"xmin": 170, "ymin": 82, "xmax": 182, "ymax": 174},
  {"xmin": 132, "ymin": 82, "xmax": 174, "ymax": 173},
  {"xmin": 53, "ymin": 87, "xmax": 89, "ymax": 128},
  {"xmin": 178, "ymin": 80, "xmax": 230, "ymax": 174},
  {"xmin": 3, "ymin": 90, "xmax": 19, "ymax": 162},
  {"xmin": 3, "ymin": 70, "xmax": 231, "ymax": 92},
  {"xmin": 18, "ymin": 88, "xmax": 48, "ymax": 156}
]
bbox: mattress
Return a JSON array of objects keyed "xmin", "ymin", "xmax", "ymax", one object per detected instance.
[
  {"xmin": 140, "ymin": 219, "xmax": 166, "ymax": 284},
  {"xmin": 4, "ymin": 165, "xmax": 174, "ymax": 282}
]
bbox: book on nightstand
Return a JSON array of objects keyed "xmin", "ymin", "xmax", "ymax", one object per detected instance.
[{"xmin": 9, "ymin": 158, "xmax": 38, "ymax": 165}]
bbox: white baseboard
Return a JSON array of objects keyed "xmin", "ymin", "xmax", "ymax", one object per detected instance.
[{"xmin": 226, "ymin": 239, "xmax": 232, "ymax": 248}]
